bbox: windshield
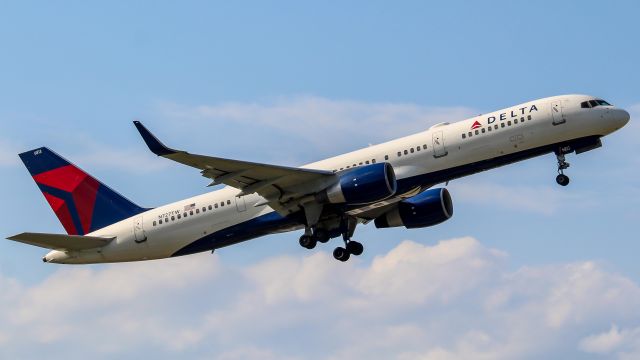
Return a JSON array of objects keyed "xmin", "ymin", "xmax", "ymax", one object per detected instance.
[{"xmin": 581, "ymin": 99, "xmax": 612, "ymax": 108}]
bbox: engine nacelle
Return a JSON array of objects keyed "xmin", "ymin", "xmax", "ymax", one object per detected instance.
[
  {"xmin": 374, "ymin": 188, "xmax": 453, "ymax": 229},
  {"xmin": 316, "ymin": 163, "xmax": 397, "ymax": 205}
]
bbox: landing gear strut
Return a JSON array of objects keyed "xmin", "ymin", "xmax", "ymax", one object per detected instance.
[
  {"xmin": 299, "ymin": 216, "xmax": 364, "ymax": 262},
  {"xmin": 555, "ymin": 152, "xmax": 570, "ymax": 187}
]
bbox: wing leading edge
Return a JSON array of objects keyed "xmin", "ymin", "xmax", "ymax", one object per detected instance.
[{"xmin": 133, "ymin": 121, "xmax": 336, "ymax": 213}]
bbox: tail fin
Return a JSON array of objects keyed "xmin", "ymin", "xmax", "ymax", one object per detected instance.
[{"xmin": 18, "ymin": 147, "xmax": 146, "ymax": 235}]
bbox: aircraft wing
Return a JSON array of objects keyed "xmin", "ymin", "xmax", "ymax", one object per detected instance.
[
  {"xmin": 134, "ymin": 121, "xmax": 336, "ymax": 213},
  {"xmin": 7, "ymin": 232, "xmax": 115, "ymax": 251}
]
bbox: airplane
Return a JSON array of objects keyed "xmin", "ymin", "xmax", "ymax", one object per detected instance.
[{"xmin": 6, "ymin": 95, "xmax": 630, "ymax": 264}]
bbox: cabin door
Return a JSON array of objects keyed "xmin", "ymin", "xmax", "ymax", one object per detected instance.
[
  {"xmin": 235, "ymin": 196, "xmax": 247, "ymax": 212},
  {"xmin": 133, "ymin": 216, "xmax": 147, "ymax": 243},
  {"xmin": 432, "ymin": 131, "xmax": 448, "ymax": 158},
  {"xmin": 551, "ymin": 100, "xmax": 566, "ymax": 125}
]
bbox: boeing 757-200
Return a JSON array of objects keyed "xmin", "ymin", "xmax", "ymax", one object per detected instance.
[{"xmin": 7, "ymin": 95, "xmax": 630, "ymax": 263}]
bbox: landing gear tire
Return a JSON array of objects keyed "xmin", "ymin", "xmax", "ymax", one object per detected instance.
[
  {"xmin": 346, "ymin": 241, "xmax": 364, "ymax": 256},
  {"xmin": 555, "ymin": 151, "xmax": 571, "ymax": 187},
  {"xmin": 556, "ymin": 174, "xmax": 570, "ymax": 187},
  {"xmin": 333, "ymin": 247, "xmax": 350, "ymax": 262},
  {"xmin": 313, "ymin": 229, "xmax": 330, "ymax": 243},
  {"xmin": 299, "ymin": 235, "xmax": 317, "ymax": 249}
]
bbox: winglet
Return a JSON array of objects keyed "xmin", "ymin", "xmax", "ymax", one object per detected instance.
[{"xmin": 133, "ymin": 121, "xmax": 178, "ymax": 156}]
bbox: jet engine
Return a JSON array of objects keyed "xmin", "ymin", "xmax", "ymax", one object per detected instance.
[
  {"xmin": 316, "ymin": 162, "xmax": 397, "ymax": 205},
  {"xmin": 374, "ymin": 188, "xmax": 453, "ymax": 229}
]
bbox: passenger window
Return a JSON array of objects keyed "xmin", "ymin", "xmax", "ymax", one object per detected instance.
[
  {"xmin": 153, "ymin": 221, "xmax": 157, "ymax": 226},
  {"xmin": 384, "ymin": 155, "xmax": 389, "ymax": 160},
  {"xmin": 462, "ymin": 133, "xmax": 466, "ymax": 139},
  {"xmin": 507, "ymin": 121, "xmax": 512, "ymax": 126},
  {"xmin": 475, "ymin": 130, "xmax": 479, "ymax": 135},
  {"xmin": 359, "ymin": 162, "xmax": 363, "ymax": 165},
  {"xmin": 481, "ymin": 128, "xmax": 486, "ymax": 133},
  {"xmin": 171, "ymin": 216, "xmax": 175, "ymax": 221},
  {"xmin": 196, "ymin": 209, "xmax": 200, "ymax": 214},
  {"xmin": 159, "ymin": 219, "xmax": 163, "ymax": 225},
  {"xmin": 527, "ymin": 115, "xmax": 532, "ymax": 120},
  {"xmin": 494, "ymin": 125, "xmax": 498, "ymax": 130},
  {"xmin": 501, "ymin": 123, "xmax": 505, "ymax": 128},
  {"xmin": 468, "ymin": 132, "xmax": 472, "ymax": 137},
  {"xmin": 487, "ymin": 126, "xmax": 491, "ymax": 132},
  {"xmin": 365, "ymin": 160, "xmax": 370, "ymax": 164},
  {"xmin": 397, "ymin": 151, "xmax": 401, "ymax": 157},
  {"xmin": 372, "ymin": 159, "xmax": 376, "ymax": 163},
  {"xmin": 202, "ymin": 207, "xmax": 206, "ymax": 212},
  {"xmin": 177, "ymin": 214, "xmax": 181, "ymax": 219},
  {"xmin": 190, "ymin": 210, "xmax": 193, "ymax": 215},
  {"xmin": 227, "ymin": 200, "xmax": 231, "ymax": 205},
  {"xmin": 353, "ymin": 164, "xmax": 356, "ymax": 167},
  {"xmin": 423, "ymin": 145, "xmax": 427, "ymax": 150},
  {"xmin": 220, "ymin": 202, "xmax": 224, "ymax": 207},
  {"xmin": 214, "ymin": 203, "xmax": 218, "ymax": 208},
  {"xmin": 183, "ymin": 212, "xmax": 187, "ymax": 217},
  {"xmin": 340, "ymin": 167, "xmax": 344, "ymax": 170},
  {"xmin": 208, "ymin": 205, "xmax": 212, "ymax": 210},
  {"xmin": 404, "ymin": 150, "xmax": 408, "ymax": 155},
  {"xmin": 410, "ymin": 148, "xmax": 414, "ymax": 153},
  {"xmin": 416, "ymin": 146, "xmax": 420, "ymax": 151},
  {"xmin": 514, "ymin": 119, "xmax": 518, "ymax": 124}
]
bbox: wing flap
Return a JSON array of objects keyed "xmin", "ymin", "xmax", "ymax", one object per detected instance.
[{"xmin": 7, "ymin": 232, "xmax": 114, "ymax": 251}]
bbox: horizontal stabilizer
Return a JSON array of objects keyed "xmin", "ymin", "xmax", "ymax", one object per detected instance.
[{"xmin": 7, "ymin": 232, "xmax": 114, "ymax": 251}]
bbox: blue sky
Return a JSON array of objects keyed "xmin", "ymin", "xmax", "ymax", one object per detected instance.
[{"xmin": 1, "ymin": 1, "xmax": 639, "ymax": 359}]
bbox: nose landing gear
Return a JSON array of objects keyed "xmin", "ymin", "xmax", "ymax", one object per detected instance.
[{"xmin": 555, "ymin": 151, "xmax": 570, "ymax": 186}]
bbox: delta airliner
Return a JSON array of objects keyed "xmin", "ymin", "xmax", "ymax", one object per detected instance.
[{"xmin": 7, "ymin": 95, "xmax": 630, "ymax": 264}]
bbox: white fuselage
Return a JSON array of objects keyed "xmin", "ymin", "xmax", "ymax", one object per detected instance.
[{"xmin": 44, "ymin": 94, "xmax": 630, "ymax": 264}]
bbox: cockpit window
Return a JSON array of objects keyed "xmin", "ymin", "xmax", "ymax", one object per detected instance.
[{"xmin": 581, "ymin": 99, "xmax": 612, "ymax": 109}]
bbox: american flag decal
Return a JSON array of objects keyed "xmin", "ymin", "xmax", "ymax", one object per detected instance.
[{"xmin": 184, "ymin": 203, "xmax": 195, "ymax": 211}]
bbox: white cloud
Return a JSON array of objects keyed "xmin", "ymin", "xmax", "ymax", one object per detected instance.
[
  {"xmin": 2, "ymin": 237, "xmax": 640, "ymax": 359},
  {"xmin": 579, "ymin": 324, "xmax": 640, "ymax": 359}
]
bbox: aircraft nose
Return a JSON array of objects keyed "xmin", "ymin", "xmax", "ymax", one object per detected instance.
[{"xmin": 614, "ymin": 108, "xmax": 631, "ymax": 127}]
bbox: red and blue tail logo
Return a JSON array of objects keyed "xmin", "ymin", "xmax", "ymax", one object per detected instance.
[{"xmin": 19, "ymin": 148, "xmax": 146, "ymax": 235}]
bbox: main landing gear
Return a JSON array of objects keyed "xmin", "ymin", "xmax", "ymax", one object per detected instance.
[
  {"xmin": 333, "ymin": 239, "xmax": 364, "ymax": 262},
  {"xmin": 298, "ymin": 228, "xmax": 330, "ymax": 250},
  {"xmin": 555, "ymin": 152, "xmax": 570, "ymax": 187},
  {"xmin": 299, "ymin": 216, "xmax": 364, "ymax": 262}
]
